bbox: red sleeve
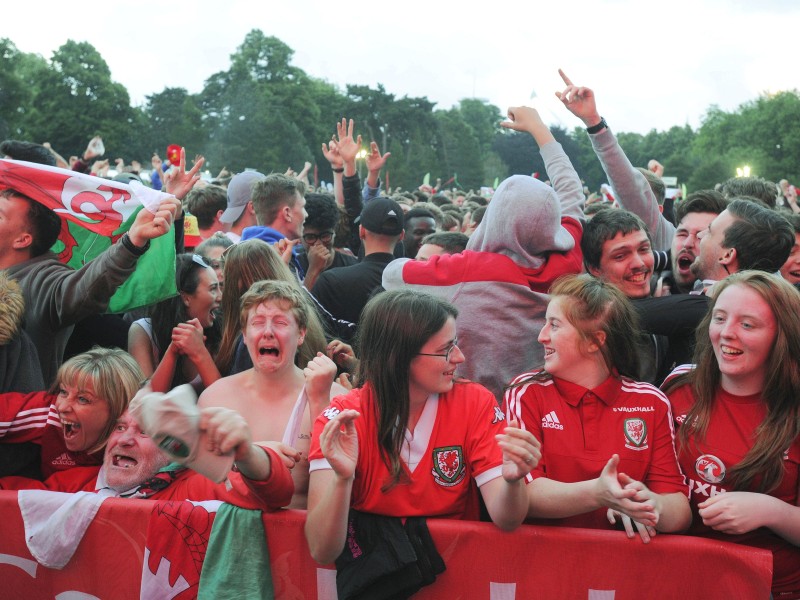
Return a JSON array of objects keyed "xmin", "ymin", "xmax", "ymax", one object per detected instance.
[
  {"xmin": 463, "ymin": 384, "xmax": 505, "ymax": 485},
  {"xmin": 402, "ymin": 251, "xmax": 532, "ymax": 286},
  {"xmin": 240, "ymin": 446, "xmax": 294, "ymax": 510},
  {"xmin": 642, "ymin": 393, "xmax": 688, "ymax": 496},
  {"xmin": 309, "ymin": 394, "xmax": 351, "ymax": 463},
  {"xmin": 176, "ymin": 446, "xmax": 294, "ymax": 511},
  {"xmin": 0, "ymin": 392, "xmax": 53, "ymax": 444}
]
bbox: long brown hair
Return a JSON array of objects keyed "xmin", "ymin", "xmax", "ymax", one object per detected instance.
[
  {"xmin": 356, "ymin": 290, "xmax": 458, "ymax": 491},
  {"xmin": 663, "ymin": 271, "xmax": 800, "ymax": 492},
  {"xmin": 214, "ymin": 240, "xmax": 325, "ymax": 374}
]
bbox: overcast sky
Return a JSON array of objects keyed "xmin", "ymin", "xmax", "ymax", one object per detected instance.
[{"xmin": 4, "ymin": 0, "xmax": 798, "ymax": 135}]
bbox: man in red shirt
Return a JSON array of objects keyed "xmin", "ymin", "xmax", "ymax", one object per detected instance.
[{"xmin": 1, "ymin": 408, "xmax": 293, "ymax": 511}]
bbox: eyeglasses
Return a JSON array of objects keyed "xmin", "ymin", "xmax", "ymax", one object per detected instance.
[
  {"xmin": 302, "ymin": 231, "xmax": 334, "ymax": 244},
  {"xmin": 417, "ymin": 339, "xmax": 459, "ymax": 362}
]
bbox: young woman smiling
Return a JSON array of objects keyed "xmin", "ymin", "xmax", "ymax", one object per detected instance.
[
  {"xmin": 305, "ymin": 289, "xmax": 539, "ymax": 564},
  {"xmin": 506, "ymin": 274, "xmax": 690, "ymax": 542},
  {"xmin": 662, "ymin": 271, "xmax": 800, "ymax": 598}
]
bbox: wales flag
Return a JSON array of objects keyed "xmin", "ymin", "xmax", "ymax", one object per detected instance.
[{"xmin": 0, "ymin": 159, "xmax": 177, "ymax": 312}]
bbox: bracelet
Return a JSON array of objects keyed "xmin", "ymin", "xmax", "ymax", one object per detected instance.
[
  {"xmin": 586, "ymin": 117, "xmax": 608, "ymax": 135},
  {"xmin": 331, "ymin": 167, "xmax": 344, "ymax": 173},
  {"xmin": 121, "ymin": 232, "xmax": 150, "ymax": 256}
]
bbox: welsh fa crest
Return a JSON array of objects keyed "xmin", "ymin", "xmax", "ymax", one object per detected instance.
[
  {"xmin": 624, "ymin": 418, "xmax": 648, "ymax": 450},
  {"xmin": 432, "ymin": 446, "xmax": 466, "ymax": 487}
]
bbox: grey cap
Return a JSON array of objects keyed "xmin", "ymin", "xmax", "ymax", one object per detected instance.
[{"xmin": 220, "ymin": 171, "xmax": 265, "ymax": 224}]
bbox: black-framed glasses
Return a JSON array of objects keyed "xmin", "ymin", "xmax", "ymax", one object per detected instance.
[
  {"xmin": 417, "ymin": 339, "xmax": 459, "ymax": 361},
  {"xmin": 302, "ymin": 230, "xmax": 334, "ymax": 244}
]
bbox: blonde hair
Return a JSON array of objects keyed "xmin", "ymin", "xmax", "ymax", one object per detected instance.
[{"xmin": 52, "ymin": 347, "xmax": 143, "ymax": 454}]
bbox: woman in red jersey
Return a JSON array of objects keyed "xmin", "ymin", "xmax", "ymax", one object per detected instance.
[
  {"xmin": 662, "ymin": 271, "xmax": 800, "ymax": 598},
  {"xmin": 305, "ymin": 289, "xmax": 540, "ymax": 564},
  {"xmin": 506, "ymin": 274, "xmax": 690, "ymax": 541}
]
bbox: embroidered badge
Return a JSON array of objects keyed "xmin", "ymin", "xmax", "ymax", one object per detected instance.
[
  {"xmin": 624, "ymin": 418, "xmax": 648, "ymax": 450},
  {"xmin": 431, "ymin": 446, "xmax": 466, "ymax": 487}
]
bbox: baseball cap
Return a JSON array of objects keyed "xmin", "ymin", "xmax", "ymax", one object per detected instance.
[
  {"xmin": 129, "ymin": 385, "xmax": 234, "ymax": 483},
  {"xmin": 357, "ymin": 197, "xmax": 405, "ymax": 235},
  {"xmin": 220, "ymin": 171, "xmax": 265, "ymax": 224}
]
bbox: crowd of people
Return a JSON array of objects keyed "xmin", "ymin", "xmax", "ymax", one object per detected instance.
[{"xmin": 0, "ymin": 71, "xmax": 798, "ymax": 597}]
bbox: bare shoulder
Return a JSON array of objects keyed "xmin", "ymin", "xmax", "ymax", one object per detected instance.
[{"xmin": 198, "ymin": 371, "xmax": 251, "ymax": 408}]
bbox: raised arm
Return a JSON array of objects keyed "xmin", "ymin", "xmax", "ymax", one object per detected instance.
[
  {"xmin": 556, "ymin": 69, "xmax": 674, "ymax": 249},
  {"xmin": 336, "ymin": 119, "xmax": 366, "ymax": 254},
  {"xmin": 501, "ymin": 106, "xmax": 585, "ymax": 222},
  {"xmin": 363, "ymin": 141, "xmax": 390, "ymax": 201},
  {"xmin": 321, "ymin": 139, "xmax": 345, "ymax": 207},
  {"xmin": 305, "ymin": 409, "xmax": 359, "ymax": 564}
]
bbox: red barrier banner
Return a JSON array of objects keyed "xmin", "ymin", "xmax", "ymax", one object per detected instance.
[{"xmin": 0, "ymin": 491, "xmax": 772, "ymax": 599}]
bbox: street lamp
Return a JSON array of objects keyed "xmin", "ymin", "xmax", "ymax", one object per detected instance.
[{"xmin": 356, "ymin": 147, "xmax": 368, "ymax": 179}]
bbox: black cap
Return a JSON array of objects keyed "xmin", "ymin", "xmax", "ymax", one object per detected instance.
[{"xmin": 357, "ymin": 197, "xmax": 404, "ymax": 235}]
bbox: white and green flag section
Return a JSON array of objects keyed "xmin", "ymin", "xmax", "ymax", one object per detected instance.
[{"xmin": 0, "ymin": 158, "xmax": 176, "ymax": 313}]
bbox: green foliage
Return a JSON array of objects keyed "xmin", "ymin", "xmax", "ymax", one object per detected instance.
[
  {"xmin": 25, "ymin": 41, "xmax": 136, "ymax": 158},
  {"xmin": 0, "ymin": 39, "xmax": 48, "ymax": 140},
  {"xmin": 2, "ymin": 31, "xmax": 798, "ymax": 197}
]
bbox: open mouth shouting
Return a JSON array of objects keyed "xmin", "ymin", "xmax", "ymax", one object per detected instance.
[
  {"xmin": 61, "ymin": 418, "xmax": 82, "ymax": 442},
  {"xmin": 111, "ymin": 453, "xmax": 139, "ymax": 469},
  {"xmin": 676, "ymin": 251, "xmax": 695, "ymax": 276}
]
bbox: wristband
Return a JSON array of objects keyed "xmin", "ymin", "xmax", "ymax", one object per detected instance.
[
  {"xmin": 586, "ymin": 117, "xmax": 607, "ymax": 135},
  {"xmin": 121, "ymin": 232, "xmax": 150, "ymax": 256},
  {"xmin": 331, "ymin": 167, "xmax": 344, "ymax": 173}
]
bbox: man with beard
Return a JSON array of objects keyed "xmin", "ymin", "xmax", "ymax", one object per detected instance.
[{"xmin": 689, "ymin": 198, "xmax": 794, "ymax": 293}]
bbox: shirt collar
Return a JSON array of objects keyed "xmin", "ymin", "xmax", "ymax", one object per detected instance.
[{"xmin": 551, "ymin": 375, "xmax": 621, "ymax": 407}]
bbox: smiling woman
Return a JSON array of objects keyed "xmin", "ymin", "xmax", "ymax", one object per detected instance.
[
  {"xmin": 305, "ymin": 290, "xmax": 540, "ymax": 565},
  {"xmin": 662, "ymin": 271, "xmax": 800, "ymax": 598},
  {"xmin": 0, "ymin": 347, "xmax": 143, "ymax": 480},
  {"xmin": 505, "ymin": 273, "xmax": 690, "ymax": 542}
]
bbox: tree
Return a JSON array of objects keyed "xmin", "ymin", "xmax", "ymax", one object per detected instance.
[
  {"xmin": 143, "ymin": 88, "xmax": 206, "ymax": 159},
  {"xmin": 0, "ymin": 39, "xmax": 47, "ymax": 140},
  {"xmin": 436, "ymin": 109, "xmax": 484, "ymax": 189},
  {"xmin": 25, "ymin": 41, "xmax": 136, "ymax": 158}
]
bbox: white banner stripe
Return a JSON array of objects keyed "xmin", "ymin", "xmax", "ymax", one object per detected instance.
[
  {"xmin": 317, "ymin": 568, "xmax": 338, "ymax": 600},
  {"xmin": 588, "ymin": 590, "xmax": 616, "ymax": 600},
  {"xmin": 490, "ymin": 582, "xmax": 516, "ymax": 600}
]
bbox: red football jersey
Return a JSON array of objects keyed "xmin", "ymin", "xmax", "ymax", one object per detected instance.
[
  {"xmin": 309, "ymin": 382, "xmax": 506, "ymax": 520},
  {"xmin": 506, "ymin": 373, "xmax": 687, "ymax": 529},
  {"xmin": 0, "ymin": 391, "xmax": 102, "ymax": 477},
  {"xmin": 668, "ymin": 378, "xmax": 800, "ymax": 599}
]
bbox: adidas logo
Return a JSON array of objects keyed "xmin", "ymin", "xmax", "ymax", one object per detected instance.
[
  {"xmin": 51, "ymin": 452, "xmax": 76, "ymax": 467},
  {"xmin": 541, "ymin": 411, "xmax": 564, "ymax": 430}
]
